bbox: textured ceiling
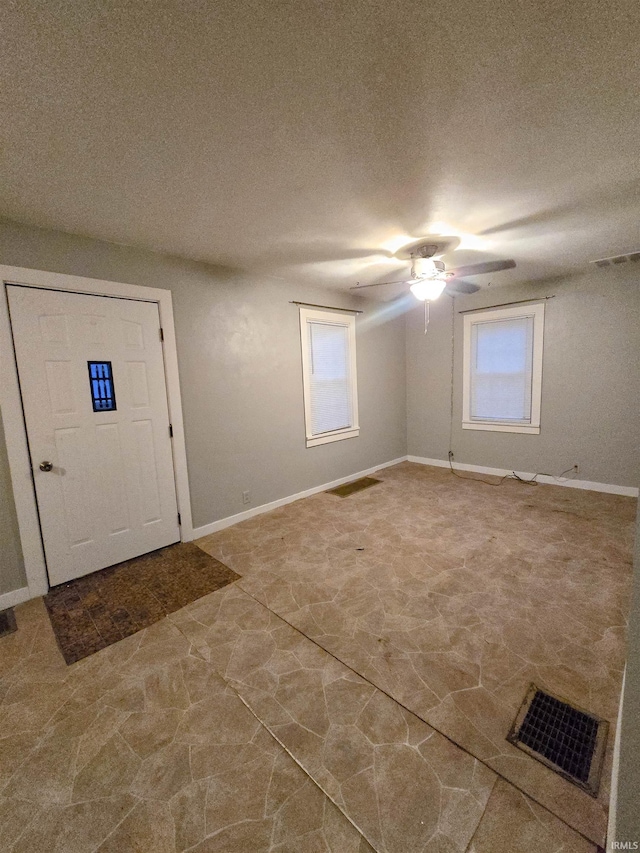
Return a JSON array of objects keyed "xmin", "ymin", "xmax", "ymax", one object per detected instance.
[{"xmin": 1, "ymin": 0, "xmax": 639, "ymax": 294}]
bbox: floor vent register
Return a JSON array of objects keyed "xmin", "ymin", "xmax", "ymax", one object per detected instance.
[
  {"xmin": 507, "ymin": 684, "xmax": 608, "ymax": 796},
  {"xmin": 327, "ymin": 477, "xmax": 381, "ymax": 498}
]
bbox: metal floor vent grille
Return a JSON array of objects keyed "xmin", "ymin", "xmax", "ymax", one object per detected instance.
[
  {"xmin": 507, "ymin": 684, "xmax": 609, "ymax": 796},
  {"xmin": 326, "ymin": 477, "xmax": 381, "ymax": 498},
  {"xmin": 0, "ymin": 607, "xmax": 17, "ymax": 638}
]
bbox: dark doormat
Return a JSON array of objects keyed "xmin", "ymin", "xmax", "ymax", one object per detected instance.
[
  {"xmin": 0, "ymin": 607, "xmax": 17, "ymax": 638},
  {"xmin": 44, "ymin": 542, "xmax": 240, "ymax": 665},
  {"xmin": 507, "ymin": 683, "xmax": 609, "ymax": 797},
  {"xmin": 327, "ymin": 476, "xmax": 381, "ymax": 498}
]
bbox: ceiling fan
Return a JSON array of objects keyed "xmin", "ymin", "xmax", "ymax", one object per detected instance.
[{"xmin": 350, "ymin": 237, "xmax": 516, "ymax": 301}]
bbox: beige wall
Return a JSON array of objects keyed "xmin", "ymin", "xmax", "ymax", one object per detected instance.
[
  {"xmin": 406, "ymin": 270, "xmax": 640, "ymax": 487},
  {"xmin": 0, "ymin": 219, "xmax": 407, "ymax": 594},
  {"xmin": 0, "ymin": 412, "xmax": 26, "ymax": 593}
]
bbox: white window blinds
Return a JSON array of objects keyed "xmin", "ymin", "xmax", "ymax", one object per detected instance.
[
  {"xmin": 470, "ymin": 316, "xmax": 534, "ymax": 422},
  {"xmin": 462, "ymin": 302, "xmax": 544, "ymax": 434},
  {"xmin": 308, "ymin": 321, "xmax": 352, "ymax": 435},
  {"xmin": 299, "ymin": 307, "xmax": 359, "ymax": 447}
]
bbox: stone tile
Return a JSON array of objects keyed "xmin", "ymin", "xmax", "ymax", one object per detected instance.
[
  {"xmin": 72, "ymin": 732, "xmax": 141, "ymax": 802},
  {"xmin": 467, "ymin": 779, "xmax": 596, "ymax": 852},
  {"xmin": 188, "ymin": 819, "xmax": 274, "ymax": 852},
  {"xmin": 144, "ymin": 660, "xmax": 192, "ymax": 710},
  {"xmin": 323, "ymin": 723, "xmax": 374, "ymax": 783},
  {"xmin": 191, "ymin": 728, "xmax": 276, "ymax": 782},
  {"xmin": 486, "ymin": 753, "xmax": 607, "ymax": 848},
  {"xmin": 0, "ymin": 732, "xmax": 41, "ymax": 788},
  {"xmin": 0, "ymin": 797, "xmax": 40, "ymax": 849},
  {"xmin": 75, "ymin": 705, "xmax": 132, "ymax": 772},
  {"xmin": 323, "ymin": 804, "xmax": 377, "ymax": 853},
  {"xmin": 275, "ymin": 668, "xmax": 331, "ymax": 736},
  {"xmin": 180, "ymin": 655, "xmax": 225, "ymax": 704},
  {"xmin": 120, "ymin": 707, "xmax": 184, "ymax": 758},
  {"xmin": 0, "ymin": 678, "xmax": 75, "ymax": 730},
  {"xmin": 101, "ymin": 680, "xmax": 146, "ymax": 712},
  {"xmin": 324, "ymin": 676, "xmax": 376, "ymax": 724},
  {"xmin": 271, "ymin": 778, "xmax": 325, "ymax": 845},
  {"xmin": 356, "ymin": 689, "xmax": 409, "ymax": 744},
  {"xmin": 206, "ymin": 752, "xmax": 275, "ymax": 829},
  {"xmin": 130, "ymin": 741, "xmax": 192, "ymax": 801},
  {"xmin": 11, "ymin": 794, "xmax": 137, "ymax": 853},
  {"xmin": 170, "ymin": 779, "xmax": 208, "ymax": 852},
  {"xmin": 340, "ymin": 767, "xmax": 383, "ymax": 849},
  {"xmin": 95, "ymin": 799, "xmax": 175, "ymax": 853},
  {"xmin": 374, "ymin": 743, "xmax": 442, "ymax": 852},
  {"xmin": 3, "ymin": 729, "xmax": 78, "ymax": 804},
  {"xmin": 175, "ymin": 692, "xmax": 262, "ymax": 747}
]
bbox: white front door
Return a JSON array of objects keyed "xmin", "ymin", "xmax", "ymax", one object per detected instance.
[{"xmin": 7, "ymin": 285, "xmax": 180, "ymax": 586}]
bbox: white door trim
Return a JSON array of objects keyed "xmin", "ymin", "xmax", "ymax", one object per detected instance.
[{"xmin": 0, "ymin": 265, "xmax": 194, "ymax": 597}]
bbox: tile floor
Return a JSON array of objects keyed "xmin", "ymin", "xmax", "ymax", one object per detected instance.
[
  {"xmin": 196, "ymin": 462, "xmax": 635, "ymax": 847},
  {"xmin": 0, "ymin": 598, "xmax": 374, "ymax": 852},
  {"xmin": 0, "ymin": 462, "xmax": 635, "ymax": 851}
]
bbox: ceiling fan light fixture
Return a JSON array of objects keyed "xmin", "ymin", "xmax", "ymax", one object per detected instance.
[
  {"xmin": 410, "ymin": 279, "xmax": 447, "ymax": 301},
  {"xmin": 412, "ymin": 257, "xmax": 438, "ymax": 279}
]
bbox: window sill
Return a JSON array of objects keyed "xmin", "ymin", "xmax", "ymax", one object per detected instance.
[
  {"xmin": 462, "ymin": 421, "xmax": 540, "ymax": 435},
  {"xmin": 306, "ymin": 428, "xmax": 360, "ymax": 448}
]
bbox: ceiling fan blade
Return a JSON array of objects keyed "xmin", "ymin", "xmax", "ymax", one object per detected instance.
[
  {"xmin": 251, "ymin": 245, "xmax": 395, "ymax": 270},
  {"xmin": 350, "ymin": 279, "xmax": 409, "ymax": 289},
  {"xmin": 446, "ymin": 278, "xmax": 481, "ymax": 295},
  {"xmin": 449, "ymin": 259, "xmax": 516, "ymax": 278}
]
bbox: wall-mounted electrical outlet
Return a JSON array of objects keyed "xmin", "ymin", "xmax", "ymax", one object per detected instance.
[{"xmin": 242, "ymin": 491, "xmax": 251, "ymax": 505}]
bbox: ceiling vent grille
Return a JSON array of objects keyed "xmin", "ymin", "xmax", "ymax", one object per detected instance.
[{"xmin": 591, "ymin": 251, "xmax": 640, "ymax": 268}]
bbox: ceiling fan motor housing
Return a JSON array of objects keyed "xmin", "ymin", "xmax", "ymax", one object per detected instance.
[
  {"xmin": 415, "ymin": 243, "xmax": 441, "ymax": 259},
  {"xmin": 411, "ymin": 257, "xmax": 448, "ymax": 280},
  {"xmin": 395, "ymin": 236, "xmax": 461, "ymax": 260}
]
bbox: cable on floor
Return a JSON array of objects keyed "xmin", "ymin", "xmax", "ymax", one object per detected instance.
[{"xmin": 447, "ymin": 452, "xmax": 578, "ymax": 487}]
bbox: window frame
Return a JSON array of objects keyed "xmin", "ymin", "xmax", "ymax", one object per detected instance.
[
  {"xmin": 299, "ymin": 307, "xmax": 359, "ymax": 448},
  {"xmin": 462, "ymin": 302, "xmax": 545, "ymax": 434}
]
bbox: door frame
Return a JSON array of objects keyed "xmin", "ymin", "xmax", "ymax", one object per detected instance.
[{"xmin": 0, "ymin": 265, "xmax": 194, "ymax": 598}]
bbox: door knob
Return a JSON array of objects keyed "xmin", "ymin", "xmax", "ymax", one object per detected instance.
[{"xmin": 39, "ymin": 461, "xmax": 53, "ymax": 472}]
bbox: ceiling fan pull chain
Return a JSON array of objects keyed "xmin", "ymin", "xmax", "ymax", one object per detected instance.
[{"xmin": 424, "ymin": 300, "xmax": 430, "ymax": 334}]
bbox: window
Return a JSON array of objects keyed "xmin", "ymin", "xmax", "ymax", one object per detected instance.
[
  {"xmin": 88, "ymin": 361, "xmax": 117, "ymax": 411},
  {"xmin": 462, "ymin": 303, "xmax": 545, "ymax": 434},
  {"xmin": 299, "ymin": 307, "xmax": 359, "ymax": 447}
]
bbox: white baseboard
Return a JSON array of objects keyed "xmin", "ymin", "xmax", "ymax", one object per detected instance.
[
  {"xmin": 407, "ymin": 456, "xmax": 639, "ymax": 498},
  {"xmin": 192, "ymin": 456, "xmax": 409, "ymax": 539},
  {"xmin": 607, "ymin": 667, "xmax": 625, "ymax": 850},
  {"xmin": 0, "ymin": 586, "xmax": 32, "ymax": 611}
]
